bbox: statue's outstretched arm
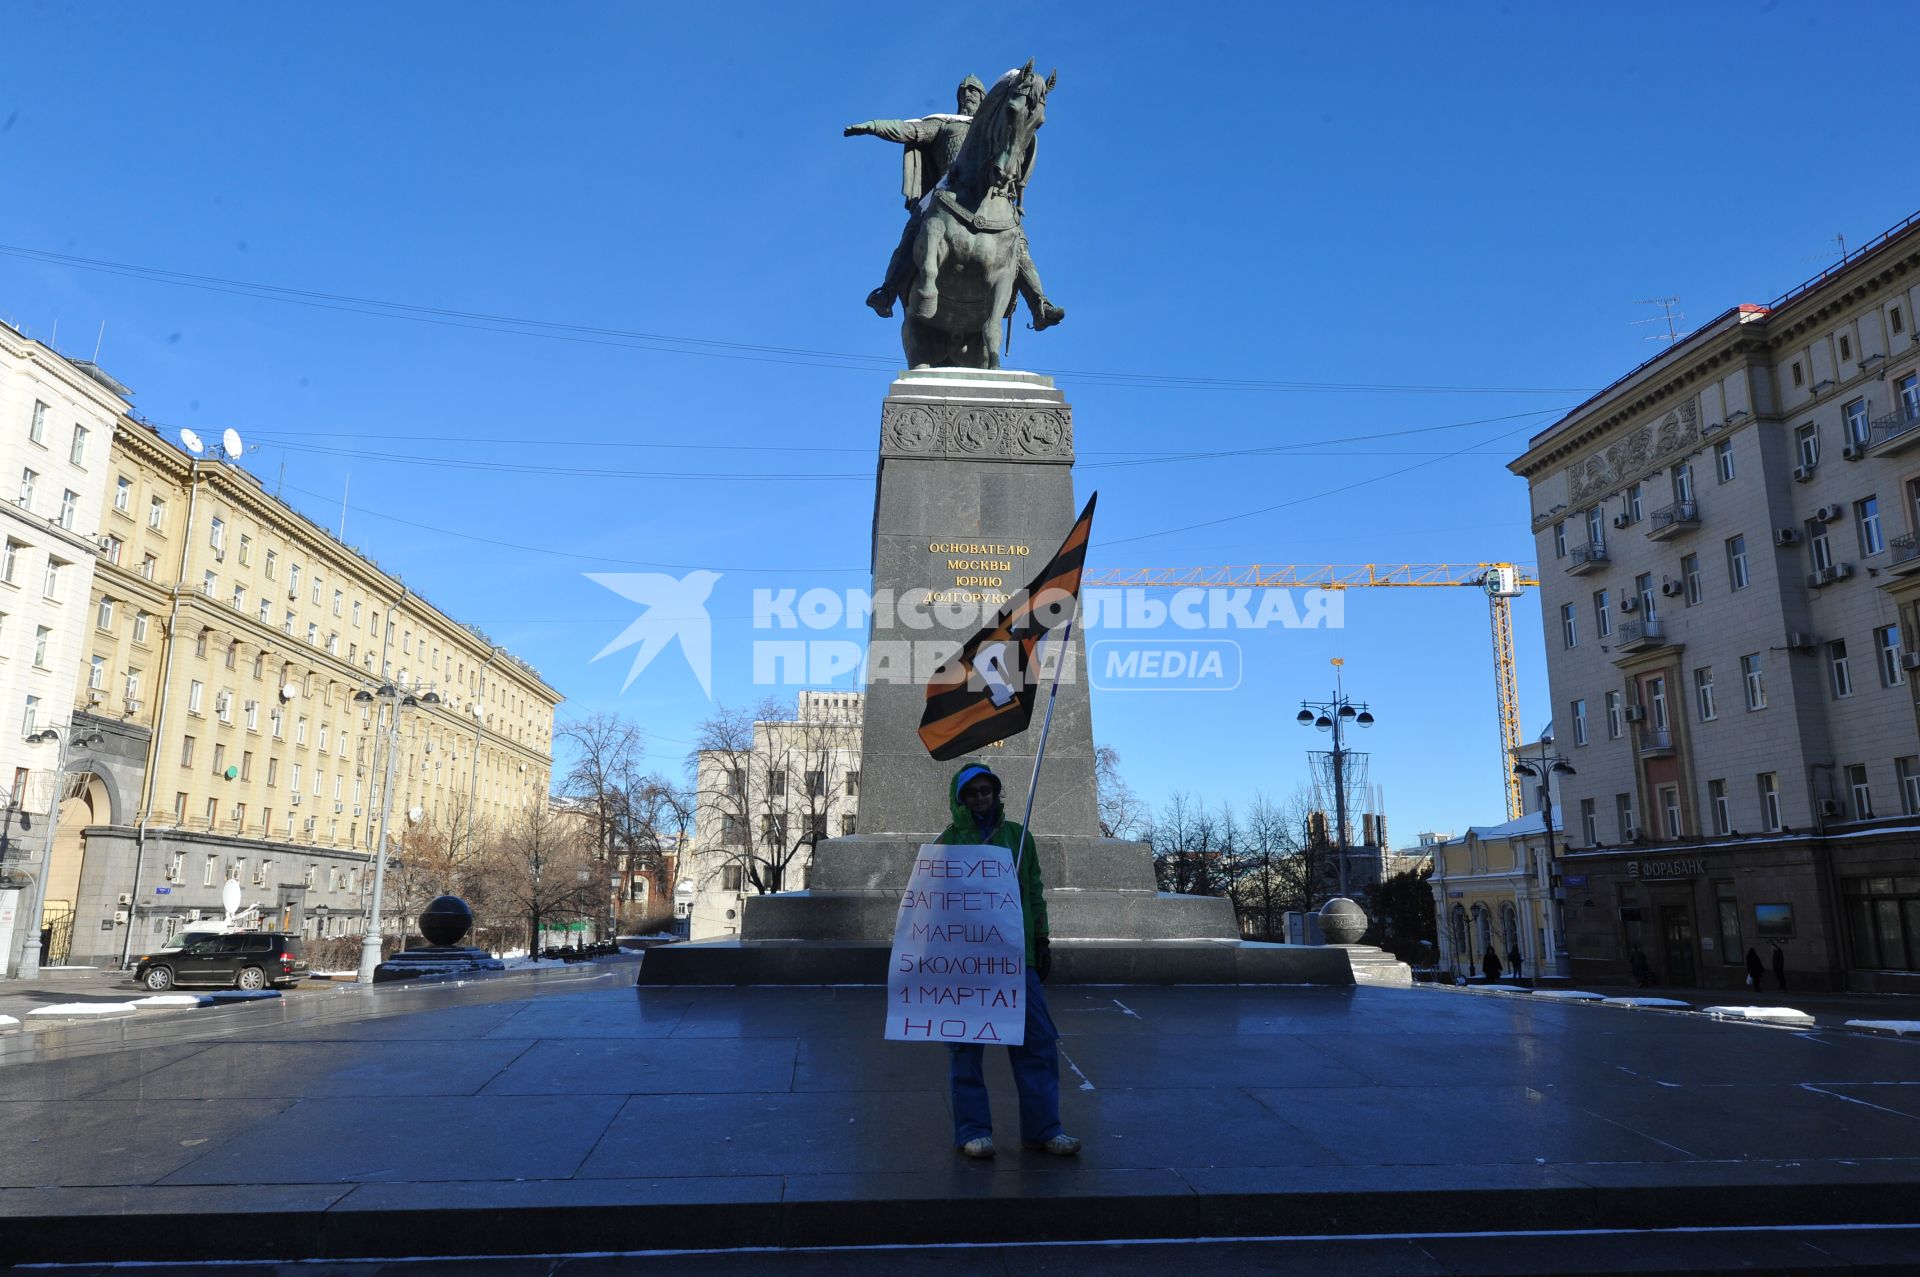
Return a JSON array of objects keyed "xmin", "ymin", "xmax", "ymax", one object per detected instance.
[{"xmin": 842, "ymin": 118, "xmax": 937, "ymax": 144}]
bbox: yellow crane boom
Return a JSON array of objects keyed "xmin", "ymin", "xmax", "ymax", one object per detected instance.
[{"xmin": 1080, "ymin": 563, "xmax": 1540, "ymax": 819}]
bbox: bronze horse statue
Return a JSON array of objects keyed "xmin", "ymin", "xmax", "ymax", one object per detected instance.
[{"xmin": 899, "ymin": 63, "xmax": 1054, "ymax": 370}]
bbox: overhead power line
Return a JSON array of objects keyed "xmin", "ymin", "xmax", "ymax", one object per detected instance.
[{"xmin": 1, "ymin": 242, "xmax": 1596, "ymax": 396}]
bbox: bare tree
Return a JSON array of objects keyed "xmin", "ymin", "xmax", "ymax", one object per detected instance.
[
  {"xmin": 558, "ymin": 712, "xmax": 687, "ymax": 931},
  {"xmin": 1148, "ymin": 792, "xmax": 1231, "ymax": 896},
  {"xmin": 479, "ymin": 803, "xmax": 602, "ymax": 953},
  {"xmin": 1095, "ymin": 744, "xmax": 1146, "ymax": 840},
  {"xmin": 690, "ymin": 696, "xmax": 858, "ymax": 897},
  {"xmin": 1225, "ymin": 791, "xmax": 1304, "ymax": 939},
  {"xmin": 389, "ymin": 792, "xmax": 495, "ymax": 941}
]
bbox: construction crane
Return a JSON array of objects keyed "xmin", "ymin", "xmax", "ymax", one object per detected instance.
[{"xmin": 1080, "ymin": 564, "xmax": 1539, "ymax": 819}]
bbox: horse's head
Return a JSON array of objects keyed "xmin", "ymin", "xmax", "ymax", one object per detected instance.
[{"xmin": 950, "ymin": 60, "xmax": 1055, "ymax": 201}]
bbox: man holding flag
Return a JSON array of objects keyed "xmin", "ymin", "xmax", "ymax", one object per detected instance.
[{"xmin": 914, "ymin": 494, "xmax": 1095, "ymax": 1159}]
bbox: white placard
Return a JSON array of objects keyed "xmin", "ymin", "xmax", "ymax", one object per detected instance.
[{"xmin": 885, "ymin": 842, "xmax": 1025, "ymax": 1046}]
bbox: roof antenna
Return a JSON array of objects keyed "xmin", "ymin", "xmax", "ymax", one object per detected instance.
[
  {"xmin": 93, "ymin": 321, "xmax": 106, "ymax": 362},
  {"xmin": 1634, "ymin": 297, "xmax": 1685, "ymax": 345}
]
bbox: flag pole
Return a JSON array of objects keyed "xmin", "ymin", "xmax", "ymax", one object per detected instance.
[{"xmin": 1015, "ymin": 615, "xmax": 1074, "ymax": 872}]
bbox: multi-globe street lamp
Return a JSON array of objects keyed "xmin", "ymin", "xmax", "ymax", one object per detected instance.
[
  {"xmin": 353, "ymin": 683, "xmax": 439, "ymax": 984},
  {"xmin": 1295, "ymin": 670, "xmax": 1374, "ymax": 901},
  {"xmin": 13, "ymin": 724, "xmax": 105, "ymax": 978}
]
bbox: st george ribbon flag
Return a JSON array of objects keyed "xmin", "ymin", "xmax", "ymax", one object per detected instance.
[
  {"xmin": 918, "ymin": 493, "xmax": 1097, "ymax": 760},
  {"xmin": 885, "ymin": 842, "xmax": 1027, "ymax": 1045}
]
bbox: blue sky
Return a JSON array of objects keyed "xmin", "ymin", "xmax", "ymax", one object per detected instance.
[{"xmin": 4, "ymin": 2, "xmax": 1915, "ymax": 841}]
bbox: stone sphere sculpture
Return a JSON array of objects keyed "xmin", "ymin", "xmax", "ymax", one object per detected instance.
[
  {"xmin": 418, "ymin": 895, "xmax": 475, "ymax": 948},
  {"xmin": 1318, "ymin": 896, "xmax": 1368, "ymax": 945}
]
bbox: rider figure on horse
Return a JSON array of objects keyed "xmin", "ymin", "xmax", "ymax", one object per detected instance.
[{"xmin": 844, "ymin": 74, "xmax": 1064, "ymax": 333}]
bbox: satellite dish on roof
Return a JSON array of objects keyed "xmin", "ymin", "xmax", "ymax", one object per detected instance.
[
  {"xmin": 221, "ymin": 878, "xmax": 242, "ymax": 920},
  {"xmin": 179, "ymin": 428, "xmax": 205, "ymax": 455},
  {"xmin": 407, "ymin": 806, "xmax": 425, "ymax": 825},
  {"xmin": 221, "ymin": 428, "xmax": 244, "ymax": 459},
  {"xmin": 279, "ymin": 684, "xmax": 298, "ymax": 701}
]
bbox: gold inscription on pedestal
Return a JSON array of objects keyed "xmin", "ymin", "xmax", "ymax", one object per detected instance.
[{"xmin": 927, "ymin": 539, "xmax": 1029, "ymax": 603}]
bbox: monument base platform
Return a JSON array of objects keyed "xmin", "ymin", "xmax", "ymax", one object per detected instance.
[
  {"xmin": 1333, "ymin": 943, "xmax": 1414, "ymax": 987},
  {"xmin": 372, "ymin": 946, "xmax": 506, "ymax": 983},
  {"xmin": 634, "ymin": 938, "xmax": 1354, "ymax": 986}
]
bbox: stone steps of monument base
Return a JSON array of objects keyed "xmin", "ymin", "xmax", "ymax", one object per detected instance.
[
  {"xmin": 742, "ymin": 888, "xmax": 1239, "ymax": 944},
  {"xmin": 634, "ymin": 938, "xmax": 1353, "ymax": 986},
  {"xmin": 11, "ymin": 1174, "xmax": 1920, "ymax": 1266}
]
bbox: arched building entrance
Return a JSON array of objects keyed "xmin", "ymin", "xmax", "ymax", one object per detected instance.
[{"xmin": 41, "ymin": 772, "xmax": 115, "ymax": 966}]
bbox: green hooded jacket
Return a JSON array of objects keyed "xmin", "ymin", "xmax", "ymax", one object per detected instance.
[{"xmin": 935, "ymin": 762, "xmax": 1047, "ymax": 964}]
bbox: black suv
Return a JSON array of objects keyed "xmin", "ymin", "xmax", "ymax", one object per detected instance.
[{"xmin": 135, "ymin": 932, "xmax": 310, "ymax": 991}]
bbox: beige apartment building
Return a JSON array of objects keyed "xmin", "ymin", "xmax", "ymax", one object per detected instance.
[
  {"xmin": 1511, "ymin": 209, "xmax": 1920, "ymax": 995},
  {"xmin": 682, "ymin": 691, "xmax": 861, "ymax": 939},
  {"xmin": 44, "ymin": 416, "xmax": 560, "ymax": 967}
]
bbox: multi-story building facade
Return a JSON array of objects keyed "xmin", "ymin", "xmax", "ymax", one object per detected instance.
[
  {"xmin": 1510, "ymin": 210, "xmax": 1920, "ymax": 995},
  {"xmin": 683, "ymin": 691, "xmax": 861, "ymax": 939},
  {"xmin": 33, "ymin": 414, "xmax": 561, "ymax": 969},
  {"xmin": 0, "ymin": 326, "xmax": 131, "ymax": 976}
]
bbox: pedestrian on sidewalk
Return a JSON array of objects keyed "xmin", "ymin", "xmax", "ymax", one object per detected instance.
[
  {"xmin": 938, "ymin": 763, "xmax": 1081, "ymax": 1161},
  {"xmin": 1746, "ymin": 947, "xmax": 1765, "ymax": 992},
  {"xmin": 1482, "ymin": 946, "xmax": 1502, "ymax": 983},
  {"xmin": 1630, "ymin": 946, "xmax": 1651, "ymax": 988},
  {"xmin": 1771, "ymin": 941, "xmax": 1787, "ymax": 991},
  {"xmin": 1507, "ymin": 941, "xmax": 1524, "ymax": 983}
]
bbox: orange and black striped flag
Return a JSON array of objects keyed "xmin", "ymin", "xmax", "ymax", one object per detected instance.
[{"xmin": 918, "ymin": 493, "xmax": 1097, "ymax": 761}]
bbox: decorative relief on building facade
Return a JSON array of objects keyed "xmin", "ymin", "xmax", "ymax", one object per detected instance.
[
  {"xmin": 879, "ymin": 402, "xmax": 1075, "ymax": 461},
  {"xmin": 1565, "ymin": 400, "xmax": 1699, "ymax": 506}
]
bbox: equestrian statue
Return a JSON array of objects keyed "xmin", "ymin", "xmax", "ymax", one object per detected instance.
[{"xmin": 844, "ymin": 63, "xmax": 1063, "ymax": 370}]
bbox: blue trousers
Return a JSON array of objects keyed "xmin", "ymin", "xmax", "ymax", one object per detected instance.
[{"xmin": 947, "ymin": 969, "xmax": 1062, "ymax": 1145}]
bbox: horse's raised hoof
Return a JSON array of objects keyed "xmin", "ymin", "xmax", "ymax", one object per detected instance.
[
  {"xmin": 1032, "ymin": 300, "xmax": 1066, "ymax": 331},
  {"xmin": 865, "ymin": 287, "xmax": 894, "ymax": 318}
]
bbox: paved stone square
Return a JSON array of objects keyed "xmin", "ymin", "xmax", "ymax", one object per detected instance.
[{"xmin": 2, "ymin": 964, "xmax": 1918, "ymax": 1269}]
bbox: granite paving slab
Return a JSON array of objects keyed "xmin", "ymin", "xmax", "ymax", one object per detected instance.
[{"xmin": 3, "ymin": 976, "xmax": 1920, "ymax": 1266}]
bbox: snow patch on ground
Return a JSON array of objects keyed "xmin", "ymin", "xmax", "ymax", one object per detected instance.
[
  {"xmin": 1701, "ymin": 1005, "xmax": 1814, "ymax": 1024},
  {"xmin": 26, "ymin": 1002, "xmax": 136, "ymax": 1018},
  {"xmin": 1530, "ymin": 990, "xmax": 1605, "ymax": 1001},
  {"xmin": 1601, "ymin": 997, "xmax": 1692, "ymax": 1010},
  {"xmin": 0, "ymin": 1015, "xmax": 18, "ymax": 1030},
  {"xmin": 1473, "ymin": 984, "xmax": 1529, "ymax": 994},
  {"xmin": 132, "ymin": 994, "xmax": 208, "ymax": 1008},
  {"xmin": 1844, "ymin": 1019, "xmax": 1920, "ymax": 1036}
]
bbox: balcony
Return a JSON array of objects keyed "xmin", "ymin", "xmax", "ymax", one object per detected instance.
[
  {"xmin": 1647, "ymin": 500, "xmax": 1700, "ymax": 541},
  {"xmin": 1889, "ymin": 533, "xmax": 1920, "ymax": 577},
  {"xmin": 1637, "ymin": 725, "xmax": 1675, "ymax": 756},
  {"xmin": 1566, "ymin": 542, "xmax": 1609, "ymax": 575},
  {"xmin": 1869, "ymin": 405, "xmax": 1920, "ymax": 456},
  {"xmin": 1616, "ymin": 616, "xmax": 1669, "ymax": 652}
]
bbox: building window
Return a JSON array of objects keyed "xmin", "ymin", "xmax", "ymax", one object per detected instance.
[
  {"xmin": 1579, "ymin": 798, "xmax": 1597, "ymax": 845},
  {"xmin": 1560, "ymin": 603, "xmax": 1577, "ymax": 649},
  {"xmin": 1616, "ymin": 793, "xmax": 1635, "ymax": 841},
  {"xmin": 148, "ymin": 495, "xmax": 165, "ymax": 529},
  {"xmin": 89, "ymin": 655, "xmax": 106, "ymax": 689},
  {"xmin": 1585, "ymin": 506, "xmax": 1605, "ymax": 551},
  {"xmin": 1647, "ymin": 675, "xmax": 1669, "ymax": 731},
  {"xmin": 204, "ymin": 854, "xmax": 217, "ymax": 886},
  {"xmin": 1846, "ymin": 398, "xmax": 1870, "ymax": 446},
  {"xmin": 68, "ymin": 423, "xmax": 88, "ymax": 466},
  {"xmin": 1592, "ymin": 589, "xmax": 1610, "ymax": 638},
  {"xmin": 1553, "ymin": 522, "xmax": 1566, "ymax": 558},
  {"xmin": 1894, "ymin": 306, "xmax": 1907, "ymax": 337},
  {"xmin": 1626, "ymin": 483, "xmax": 1643, "ymax": 523},
  {"xmin": 1681, "ymin": 554, "xmax": 1701, "ymax": 606},
  {"xmin": 1741, "ymin": 654, "xmax": 1765, "ymax": 710},
  {"xmin": 1899, "ymin": 757, "xmax": 1920, "ymax": 817},
  {"xmin": 57, "ymin": 489, "xmax": 77, "ymax": 529},
  {"xmin": 1605, "ymin": 690, "xmax": 1623, "ymax": 739},
  {"xmin": 1672, "ymin": 462, "xmax": 1695, "ymax": 506},
  {"xmin": 1844, "ymin": 877, "xmax": 1920, "ymax": 972},
  {"xmin": 1715, "ymin": 881, "xmax": 1741, "ymax": 965},
  {"xmin": 113, "ymin": 475, "xmax": 130, "ymax": 511},
  {"xmin": 180, "ymin": 735, "xmax": 196, "ymax": 767},
  {"xmin": 1715, "ymin": 439, "xmax": 1735, "ymax": 483},
  {"xmin": 1721, "ymin": 534, "xmax": 1748, "ymax": 590},
  {"xmin": 1635, "ymin": 571, "xmax": 1656, "ymax": 619},
  {"xmin": 1847, "ymin": 764, "xmax": 1873, "ymax": 821},
  {"xmin": 1859, "ymin": 496, "xmax": 1884, "ymax": 556},
  {"xmin": 188, "ymin": 680, "xmax": 204, "ymax": 714},
  {"xmin": 1877, "ymin": 625, "xmax": 1904, "ymax": 687},
  {"xmin": 1659, "ymin": 785, "xmax": 1681, "ymax": 838},
  {"xmin": 1902, "ymin": 373, "xmax": 1920, "ymax": 423},
  {"xmin": 28, "ymin": 400, "xmax": 46, "ymax": 444},
  {"xmin": 1758, "ymin": 773, "xmax": 1782, "ymax": 832},
  {"xmin": 211, "ymin": 742, "xmax": 226, "ymax": 775},
  {"xmin": 1571, "ymin": 698, "xmax": 1588, "ymax": 746},
  {"xmin": 96, "ymin": 597, "xmax": 114, "ymax": 632},
  {"xmin": 20, "ymin": 694, "xmax": 38, "ymax": 737},
  {"xmin": 1709, "ymin": 779, "xmax": 1730, "ymax": 836},
  {"xmin": 31, "ymin": 625, "xmax": 49, "ymax": 667},
  {"xmin": 265, "ymin": 549, "xmax": 278, "ymax": 580},
  {"xmin": 1795, "ymin": 422, "xmax": 1819, "ymax": 469},
  {"xmin": 721, "ymin": 864, "xmax": 744, "ymax": 892},
  {"xmin": 140, "ymin": 554, "xmax": 156, "ymax": 580},
  {"xmin": 1830, "ymin": 640, "xmax": 1853, "ymax": 698},
  {"xmin": 101, "ymin": 534, "xmax": 123, "ymax": 565},
  {"xmin": 17, "ymin": 467, "xmax": 35, "ymax": 509},
  {"xmin": 1791, "ymin": 361, "xmax": 1805, "ymax": 388},
  {"xmin": 0, "ymin": 539, "xmax": 16, "ymax": 583},
  {"xmin": 1807, "ymin": 518, "xmax": 1834, "ymax": 574}
]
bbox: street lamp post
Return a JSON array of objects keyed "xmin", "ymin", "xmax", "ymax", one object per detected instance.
[
  {"xmin": 1512, "ymin": 744, "xmax": 1575, "ymax": 982},
  {"xmin": 354, "ymin": 684, "xmax": 439, "ymax": 984},
  {"xmin": 1295, "ymin": 665, "xmax": 1375, "ymax": 901},
  {"xmin": 15, "ymin": 725, "xmax": 105, "ymax": 978}
]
